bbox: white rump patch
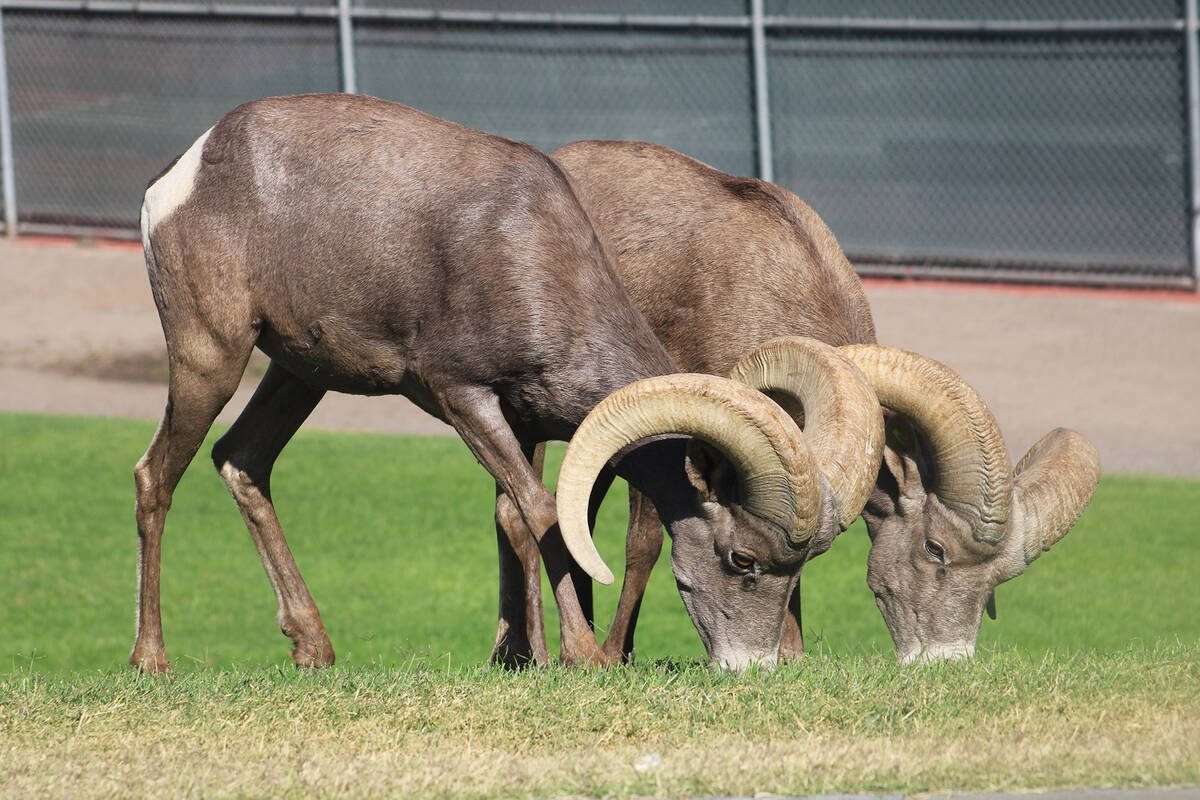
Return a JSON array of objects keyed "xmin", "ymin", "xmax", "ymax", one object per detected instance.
[{"xmin": 142, "ymin": 126, "xmax": 214, "ymax": 236}]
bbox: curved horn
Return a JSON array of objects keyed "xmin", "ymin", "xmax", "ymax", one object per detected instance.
[
  {"xmin": 729, "ymin": 336, "xmax": 884, "ymax": 531},
  {"xmin": 556, "ymin": 374, "xmax": 821, "ymax": 584},
  {"xmin": 1013, "ymin": 428, "xmax": 1101, "ymax": 564},
  {"xmin": 840, "ymin": 345, "xmax": 1012, "ymax": 546}
]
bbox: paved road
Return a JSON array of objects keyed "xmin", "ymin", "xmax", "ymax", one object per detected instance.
[{"xmin": 2, "ymin": 236, "xmax": 1197, "ymax": 476}]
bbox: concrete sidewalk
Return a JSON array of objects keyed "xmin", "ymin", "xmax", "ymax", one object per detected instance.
[{"xmin": 723, "ymin": 790, "xmax": 1200, "ymax": 800}]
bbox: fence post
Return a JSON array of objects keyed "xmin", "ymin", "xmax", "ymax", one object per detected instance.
[
  {"xmin": 750, "ymin": 0, "xmax": 773, "ymax": 183},
  {"xmin": 338, "ymin": 0, "xmax": 358, "ymax": 95},
  {"xmin": 0, "ymin": 8, "xmax": 18, "ymax": 237},
  {"xmin": 1188, "ymin": 0, "xmax": 1200, "ymax": 288}
]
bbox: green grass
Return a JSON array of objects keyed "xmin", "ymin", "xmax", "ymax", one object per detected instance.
[
  {"xmin": 1, "ymin": 411, "xmax": 1198, "ymax": 797},
  {"xmin": 1, "ymin": 411, "xmax": 1198, "ymax": 673}
]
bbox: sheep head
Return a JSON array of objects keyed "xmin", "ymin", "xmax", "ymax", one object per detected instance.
[
  {"xmin": 557, "ymin": 338, "xmax": 883, "ymax": 670},
  {"xmin": 841, "ymin": 345, "xmax": 1101, "ymax": 663}
]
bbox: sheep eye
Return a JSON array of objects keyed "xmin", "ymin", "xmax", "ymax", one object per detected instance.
[
  {"xmin": 924, "ymin": 539, "xmax": 946, "ymax": 563},
  {"xmin": 730, "ymin": 551, "xmax": 755, "ymax": 572}
]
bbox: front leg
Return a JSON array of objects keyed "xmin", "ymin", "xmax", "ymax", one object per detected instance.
[
  {"xmin": 567, "ymin": 465, "xmax": 617, "ymax": 631},
  {"xmin": 778, "ymin": 581, "xmax": 804, "ymax": 660},
  {"xmin": 441, "ymin": 385, "xmax": 611, "ymax": 667},
  {"xmin": 599, "ymin": 486, "xmax": 663, "ymax": 663},
  {"xmin": 494, "ymin": 447, "xmax": 616, "ymax": 667},
  {"xmin": 491, "ymin": 442, "xmax": 550, "ymax": 668}
]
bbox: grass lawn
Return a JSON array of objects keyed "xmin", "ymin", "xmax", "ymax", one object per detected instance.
[{"xmin": 1, "ymin": 411, "xmax": 1198, "ymax": 797}]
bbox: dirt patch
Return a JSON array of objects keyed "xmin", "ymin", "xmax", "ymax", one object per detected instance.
[
  {"xmin": 47, "ymin": 350, "xmax": 168, "ymax": 384},
  {"xmin": 45, "ymin": 349, "xmax": 272, "ymax": 385}
]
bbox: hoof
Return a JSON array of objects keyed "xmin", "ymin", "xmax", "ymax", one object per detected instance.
[
  {"xmin": 282, "ymin": 614, "xmax": 335, "ymax": 669},
  {"xmin": 777, "ymin": 631, "xmax": 805, "ymax": 662},
  {"xmin": 599, "ymin": 637, "xmax": 635, "ymax": 666},
  {"xmin": 777, "ymin": 643, "xmax": 805, "ymax": 662},
  {"xmin": 290, "ymin": 636, "xmax": 335, "ymax": 669},
  {"xmin": 490, "ymin": 636, "xmax": 539, "ymax": 671},
  {"xmin": 129, "ymin": 649, "xmax": 171, "ymax": 674},
  {"xmin": 778, "ymin": 617, "xmax": 805, "ymax": 661},
  {"xmin": 490, "ymin": 620, "xmax": 549, "ymax": 670},
  {"xmin": 560, "ymin": 640, "xmax": 619, "ymax": 669}
]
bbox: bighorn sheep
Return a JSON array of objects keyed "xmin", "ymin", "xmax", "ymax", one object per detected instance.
[
  {"xmin": 494, "ymin": 140, "xmax": 1100, "ymax": 665},
  {"xmin": 130, "ymin": 94, "xmax": 882, "ymax": 673}
]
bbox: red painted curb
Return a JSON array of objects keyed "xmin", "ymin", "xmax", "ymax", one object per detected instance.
[
  {"xmin": 13, "ymin": 234, "xmax": 143, "ymax": 252},
  {"xmin": 861, "ymin": 276, "xmax": 1200, "ymax": 305}
]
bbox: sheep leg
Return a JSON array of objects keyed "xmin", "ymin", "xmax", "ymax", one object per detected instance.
[
  {"xmin": 492, "ymin": 443, "xmax": 549, "ymax": 668},
  {"xmin": 131, "ymin": 339, "xmax": 250, "ymax": 673},
  {"xmin": 210, "ymin": 360, "xmax": 332, "ymax": 669},
  {"xmin": 778, "ymin": 582, "xmax": 805, "ymax": 660},
  {"xmin": 441, "ymin": 386, "xmax": 609, "ymax": 667},
  {"xmin": 599, "ymin": 486, "xmax": 663, "ymax": 663},
  {"xmin": 492, "ymin": 445, "xmax": 614, "ymax": 666},
  {"xmin": 567, "ymin": 467, "xmax": 616, "ymax": 631}
]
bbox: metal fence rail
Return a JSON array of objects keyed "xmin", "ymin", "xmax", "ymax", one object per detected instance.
[{"xmin": 1, "ymin": 0, "xmax": 1195, "ymax": 289}]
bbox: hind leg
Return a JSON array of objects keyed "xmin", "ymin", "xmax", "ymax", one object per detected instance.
[
  {"xmin": 210, "ymin": 361, "xmax": 331, "ymax": 668},
  {"xmin": 131, "ymin": 339, "xmax": 251, "ymax": 673}
]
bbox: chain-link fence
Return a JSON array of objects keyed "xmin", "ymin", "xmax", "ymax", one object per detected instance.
[{"xmin": 1, "ymin": 0, "xmax": 1195, "ymax": 288}]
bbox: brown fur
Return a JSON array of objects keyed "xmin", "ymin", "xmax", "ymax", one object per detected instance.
[
  {"xmin": 130, "ymin": 95, "xmax": 820, "ymax": 674},
  {"xmin": 491, "ymin": 140, "xmax": 878, "ymax": 666},
  {"xmin": 557, "ymin": 140, "xmax": 876, "ymax": 374}
]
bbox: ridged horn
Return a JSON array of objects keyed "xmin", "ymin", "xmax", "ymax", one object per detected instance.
[
  {"xmin": 556, "ymin": 374, "xmax": 821, "ymax": 584},
  {"xmin": 839, "ymin": 345, "xmax": 1012, "ymax": 546},
  {"xmin": 1013, "ymin": 428, "xmax": 1101, "ymax": 564},
  {"xmin": 729, "ymin": 336, "xmax": 884, "ymax": 531}
]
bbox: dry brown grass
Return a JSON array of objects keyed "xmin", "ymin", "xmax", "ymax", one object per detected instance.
[{"xmin": 2, "ymin": 645, "xmax": 1197, "ymax": 799}]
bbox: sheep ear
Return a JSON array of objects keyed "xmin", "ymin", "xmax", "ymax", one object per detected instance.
[
  {"xmin": 878, "ymin": 415, "xmax": 928, "ymax": 510},
  {"xmin": 685, "ymin": 439, "xmax": 738, "ymax": 505},
  {"xmin": 1013, "ymin": 428, "xmax": 1101, "ymax": 564},
  {"xmin": 557, "ymin": 374, "xmax": 822, "ymax": 583}
]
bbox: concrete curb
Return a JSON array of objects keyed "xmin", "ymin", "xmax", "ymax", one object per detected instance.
[{"xmin": 705, "ymin": 789, "xmax": 1200, "ymax": 800}]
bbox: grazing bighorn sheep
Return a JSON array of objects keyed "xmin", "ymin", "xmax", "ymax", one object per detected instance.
[
  {"xmin": 493, "ymin": 140, "xmax": 1100, "ymax": 666},
  {"xmin": 841, "ymin": 346, "xmax": 1100, "ymax": 662},
  {"xmin": 130, "ymin": 93, "xmax": 882, "ymax": 673}
]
